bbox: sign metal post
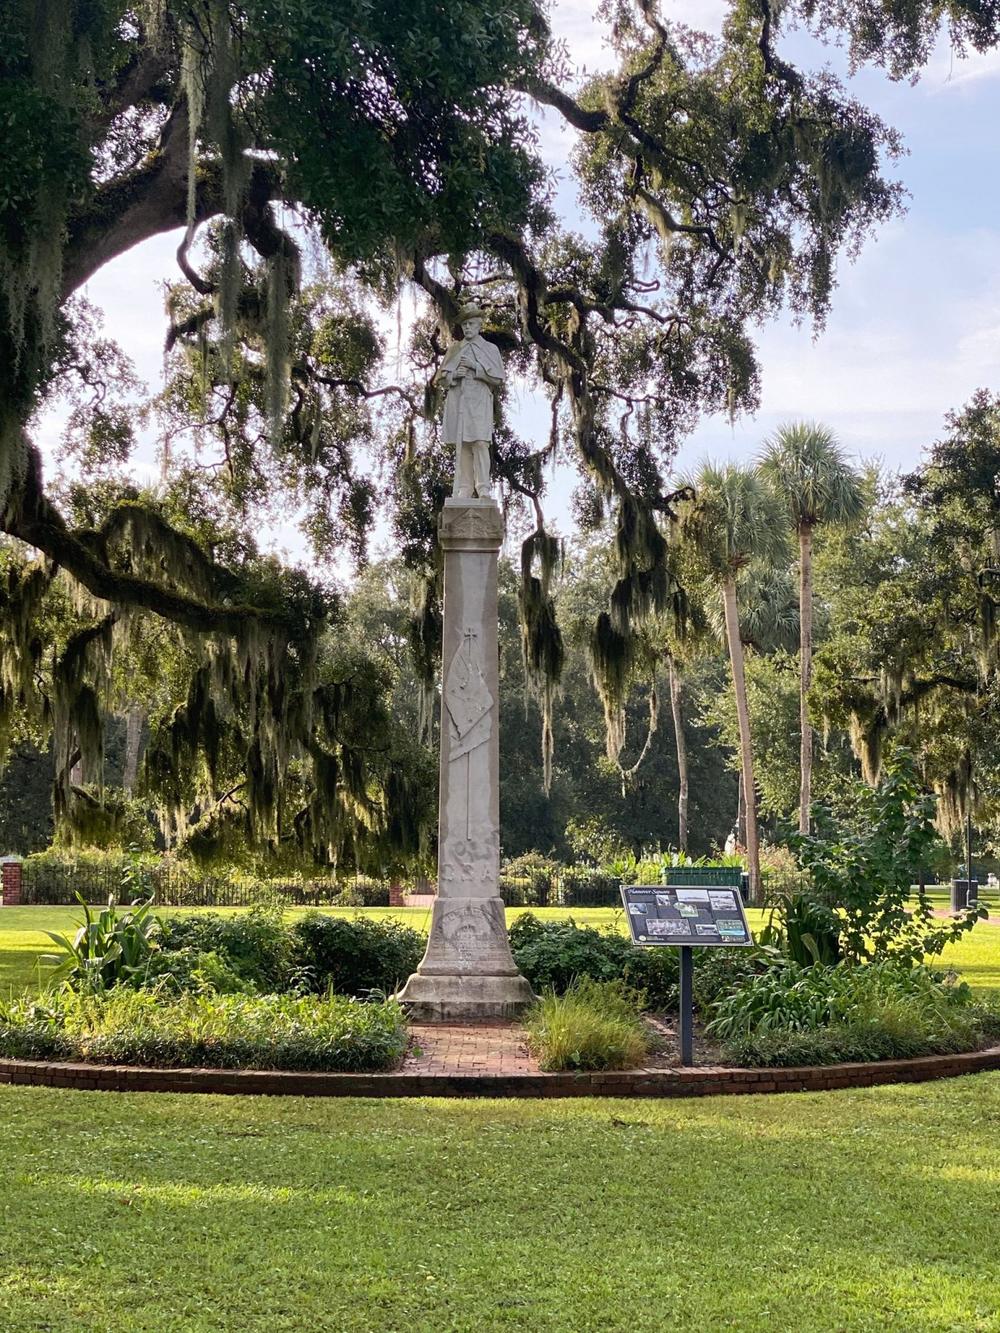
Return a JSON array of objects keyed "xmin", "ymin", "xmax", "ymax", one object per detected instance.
[
  {"xmin": 620, "ymin": 883, "xmax": 755, "ymax": 1068},
  {"xmin": 678, "ymin": 945, "xmax": 693, "ymax": 1066}
]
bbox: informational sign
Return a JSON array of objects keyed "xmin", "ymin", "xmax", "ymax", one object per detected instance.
[{"xmin": 620, "ymin": 884, "xmax": 754, "ymax": 948}]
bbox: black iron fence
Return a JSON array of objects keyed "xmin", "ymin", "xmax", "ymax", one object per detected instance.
[
  {"xmin": 19, "ymin": 854, "xmax": 729, "ymax": 910},
  {"xmin": 20, "ymin": 858, "xmax": 391, "ymax": 908}
]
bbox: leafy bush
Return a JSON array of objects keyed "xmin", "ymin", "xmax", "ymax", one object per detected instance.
[
  {"xmin": 508, "ymin": 913, "xmax": 678, "ymax": 1010},
  {"xmin": 690, "ymin": 947, "xmax": 775, "ymax": 1011},
  {"xmin": 0, "ymin": 988, "xmax": 408, "ymax": 1072},
  {"xmin": 704, "ymin": 957, "xmax": 999, "ymax": 1065},
  {"xmin": 42, "ymin": 896, "xmax": 162, "ymax": 992},
  {"xmin": 501, "ymin": 853, "xmax": 558, "ymax": 905},
  {"xmin": 291, "ymin": 913, "xmax": 424, "ymax": 996},
  {"xmin": 759, "ymin": 876, "xmax": 842, "ymax": 966},
  {"xmin": 722, "ymin": 1008, "xmax": 998, "ymax": 1067},
  {"xmin": 158, "ymin": 907, "xmax": 293, "ymax": 991},
  {"xmin": 334, "ymin": 877, "xmax": 391, "ymax": 908},
  {"xmin": 789, "ymin": 751, "xmax": 983, "ymax": 964},
  {"xmin": 524, "ymin": 978, "xmax": 650, "ymax": 1071},
  {"xmin": 144, "ymin": 947, "xmax": 253, "ymax": 995}
]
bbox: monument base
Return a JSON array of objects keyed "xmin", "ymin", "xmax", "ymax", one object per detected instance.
[
  {"xmin": 395, "ymin": 895, "xmax": 535, "ymax": 1021},
  {"xmin": 395, "ymin": 970, "xmax": 536, "ymax": 1023}
]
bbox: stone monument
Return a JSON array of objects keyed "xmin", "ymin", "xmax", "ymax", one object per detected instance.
[{"xmin": 396, "ymin": 305, "xmax": 534, "ymax": 1021}]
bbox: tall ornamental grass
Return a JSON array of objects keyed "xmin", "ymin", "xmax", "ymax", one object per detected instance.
[{"xmin": 524, "ymin": 978, "xmax": 650, "ymax": 1072}]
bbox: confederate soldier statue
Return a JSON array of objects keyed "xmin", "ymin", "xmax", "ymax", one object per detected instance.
[{"xmin": 435, "ymin": 302, "xmax": 505, "ymax": 499}]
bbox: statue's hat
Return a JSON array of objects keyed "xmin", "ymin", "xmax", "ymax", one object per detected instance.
[{"xmin": 458, "ymin": 302, "xmax": 486, "ymax": 321}]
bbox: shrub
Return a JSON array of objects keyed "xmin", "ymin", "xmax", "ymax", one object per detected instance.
[
  {"xmin": 508, "ymin": 914, "xmax": 679, "ymax": 1011},
  {"xmin": 42, "ymin": 896, "xmax": 162, "ymax": 992},
  {"xmin": 704, "ymin": 957, "xmax": 999, "ymax": 1065},
  {"xmin": 291, "ymin": 913, "xmax": 424, "ymax": 996},
  {"xmin": 501, "ymin": 853, "xmax": 558, "ymax": 905},
  {"xmin": 0, "ymin": 988, "xmax": 408, "ymax": 1072},
  {"xmin": 789, "ymin": 750, "xmax": 983, "ymax": 964},
  {"xmin": 723, "ymin": 1016, "xmax": 987, "ymax": 1068},
  {"xmin": 759, "ymin": 878, "xmax": 842, "ymax": 967},
  {"xmin": 144, "ymin": 947, "xmax": 253, "ymax": 995},
  {"xmin": 158, "ymin": 906, "xmax": 293, "ymax": 991},
  {"xmin": 337, "ymin": 877, "xmax": 391, "ymax": 908},
  {"xmin": 524, "ymin": 978, "xmax": 650, "ymax": 1071},
  {"xmin": 691, "ymin": 948, "xmax": 774, "ymax": 1011}
]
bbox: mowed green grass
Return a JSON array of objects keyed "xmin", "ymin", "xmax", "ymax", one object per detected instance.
[
  {"xmin": 4, "ymin": 899, "xmax": 1000, "ymax": 995},
  {"xmin": 1, "ymin": 1078, "xmax": 1000, "ymax": 1331}
]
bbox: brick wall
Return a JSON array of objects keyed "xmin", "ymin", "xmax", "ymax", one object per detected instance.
[
  {"xmin": 1, "ymin": 859, "xmax": 21, "ymax": 906},
  {"xmin": 1, "ymin": 1044, "xmax": 998, "ymax": 1100}
]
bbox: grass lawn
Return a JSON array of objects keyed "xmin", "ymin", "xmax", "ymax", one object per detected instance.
[
  {"xmin": 0, "ymin": 1078, "xmax": 999, "ymax": 1331},
  {"xmin": 4, "ymin": 900, "xmax": 1000, "ymax": 996}
]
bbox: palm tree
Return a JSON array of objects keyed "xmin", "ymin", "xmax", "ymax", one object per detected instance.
[
  {"xmin": 683, "ymin": 463, "xmax": 789, "ymax": 901},
  {"xmin": 760, "ymin": 423, "xmax": 864, "ymax": 833},
  {"xmin": 707, "ymin": 561, "xmax": 799, "ymax": 840}
]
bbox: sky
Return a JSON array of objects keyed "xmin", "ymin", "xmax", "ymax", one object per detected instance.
[{"xmin": 44, "ymin": 0, "xmax": 1000, "ymax": 557}]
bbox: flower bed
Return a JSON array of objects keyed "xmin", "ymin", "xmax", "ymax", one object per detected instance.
[{"xmin": 0, "ymin": 989, "xmax": 408, "ymax": 1072}]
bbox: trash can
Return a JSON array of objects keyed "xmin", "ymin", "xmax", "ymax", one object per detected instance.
[
  {"xmin": 951, "ymin": 878, "xmax": 979, "ymax": 911},
  {"xmin": 661, "ymin": 865, "xmax": 749, "ymax": 904}
]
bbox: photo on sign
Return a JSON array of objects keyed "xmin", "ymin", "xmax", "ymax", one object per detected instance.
[
  {"xmin": 675, "ymin": 889, "xmax": 710, "ymax": 904},
  {"xmin": 709, "ymin": 891, "xmax": 737, "ymax": 910},
  {"xmin": 717, "ymin": 919, "xmax": 747, "ymax": 938},
  {"xmin": 646, "ymin": 918, "xmax": 692, "ymax": 937},
  {"xmin": 695, "ymin": 923, "xmax": 720, "ymax": 937},
  {"xmin": 677, "ymin": 904, "xmax": 700, "ymax": 918}
]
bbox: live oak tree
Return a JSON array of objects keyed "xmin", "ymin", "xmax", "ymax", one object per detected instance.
[
  {"xmin": 810, "ymin": 411, "xmax": 1000, "ymax": 849},
  {"xmin": 792, "ymin": 1, "xmax": 1000, "ymax": 79},
  {"xmin": 1, "ymin": 0, "xmax": 905, "ymax": 856}
]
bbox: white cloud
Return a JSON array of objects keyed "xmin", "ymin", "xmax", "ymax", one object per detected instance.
[
  {"xmin": 926, "ymin": 42, "xmax": 1000, "ymax": 91},
  {"xmin": 676, "ymin": 218, "xmax": 1000, "ymax": 477}
]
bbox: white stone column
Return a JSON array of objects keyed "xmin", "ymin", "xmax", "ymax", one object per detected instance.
[{"xmin": 396, "ymin": 498, "xmax": 534, "ymax": 1021}]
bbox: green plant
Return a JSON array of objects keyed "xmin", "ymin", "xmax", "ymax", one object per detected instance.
[
  {"xmin": 762, "ymin": 890, "xmax": 842, "ymax": 965},
  {"xmin": 524, "ymin": 977, "xmax": 650, "ymax": 1071},
  {"xmin": 705, "ymin": 958, "xmax": 983, "ymax": 1056},
  {"xmin": 144, "ymin": 947, "xmax": 253, "ymax": 995},
  {"xmin": 42, "ymin": 895, "xmax": 162, "ymax": 992},
  {"xmin": 558, "ymin": 867, "xmax": 622, "ymax": 908},
  {"xmin": 0, "ymin": 987, "xmax": 408, "ymax": 1072},
  {"xmin": 789, "ymin": 751, "xmax": 984, "ymax": 963},
  {"xmin": 120, "ymin": 843, "xmax": 155, "ymax": 904},
  {"xmin": 508, "ymin": 913, "xmax": 679, "ymax": 1010},
  {"xmin": 501, "ymin": 852, "xmax": 558, "ymax": 905},
  {"xmin": 291, "ymin": 913, "xmax": 424, "ymax": 996},
  {"xmin": 690, "ymin": 948, "xmax": 775, "ymax": 1011},
  {"xmin": 159, "ymin": 906, "xmax": 293, "ymax": 991}
]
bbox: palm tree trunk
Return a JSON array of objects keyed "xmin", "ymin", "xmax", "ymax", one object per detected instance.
[
  {"xmin": 667, "ymin": 656, "xmax": 688, "ymax": 853},
  {"xmin": 736, "ymin": 769, "xmax": 745, "ymax": 847},
  {"xmin": 799, "ymin": 522, "xmax": 814, "ymax": 834},
  {"xmin": 722, "ymin": 576, "xmax": 761, "ymax": 902}
]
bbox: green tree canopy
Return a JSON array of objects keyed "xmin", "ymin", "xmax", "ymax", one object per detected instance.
[{"xmin": 0, "ymin": 0, "xmax": 907, "ymax": 855}]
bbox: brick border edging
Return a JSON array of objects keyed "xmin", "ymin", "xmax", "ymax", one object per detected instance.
[{"xmin": 1, "ymin": 1044, "xmax": 999, "ymax": 1099}]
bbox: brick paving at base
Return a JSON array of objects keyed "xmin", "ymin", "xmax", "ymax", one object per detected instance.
[{"xmin": 404, "ymin": 1023, "xmax": 539, "ymax": 1075}]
